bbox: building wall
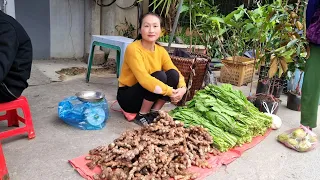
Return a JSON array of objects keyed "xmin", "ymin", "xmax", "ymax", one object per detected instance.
[
  {"xmin": 84, "ymin": 0, "xmax": 101, "ymax": 55},
  {"xmin": 15, "ymin": 0, "xmax": 51, "ymax": 59},
  {"xmin": 3, "ymin": 0, "xmax": 15, "ymax": 18},
  {"xmin": 50, "ymin": 0, "xmax": 138, "ymax": 59},
  {"xmin": 50, "ymin": 0, "xmax": 84, "ymax": 59},
  {"xmin": 9, "ymin": 0, "xmax": 140, "ymax": 59},
  {"xmin": 101, "ymin": 0, "xmax": 138, "ymax": 36}
]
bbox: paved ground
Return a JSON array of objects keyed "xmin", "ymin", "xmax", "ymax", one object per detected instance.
[{"xmin": 1, "ymin": 59, "xmax": 320, "ymax": 180}]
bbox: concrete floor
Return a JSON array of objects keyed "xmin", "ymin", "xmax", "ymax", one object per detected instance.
[{"xmin": 1, "ymin": 59, "xmax": 320, "ymax": 180}]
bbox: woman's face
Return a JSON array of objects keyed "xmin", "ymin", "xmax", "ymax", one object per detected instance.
[{"xmin": 140, "ymin": 15, "xmax": 161, "ymax": 43}]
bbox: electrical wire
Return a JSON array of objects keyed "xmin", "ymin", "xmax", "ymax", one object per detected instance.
[
  {"xmin": 93, "ymin": 0, "xmax": 137, "ymax": 9},
  {"xmin": 116, "ymin": 0, "xmax": 137, "ymax": 9},
  {"xmin": 93, "ymin": 0, "xmax": 116, "ymax": 7}
]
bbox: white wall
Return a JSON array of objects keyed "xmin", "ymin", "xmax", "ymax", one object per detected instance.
[
  {"xmin": 49, "ymin": 0, "xmax": 139, "ymax": 59},
  {"xmin": 50, "ymin": 0, "xmax": 84, "ymax": 58},
  {"xmin": 4, "ymin": 0, "xmax": 16, "ymax": 18},
  {"xmin": 84, "ymin": 0, "xmax": 101, "ymax": 54}
]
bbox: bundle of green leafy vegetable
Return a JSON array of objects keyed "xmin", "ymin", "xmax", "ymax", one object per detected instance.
[
  {"xmin": 169, "ymin": 84, "xmax": 272, "ymax": 152},
  {"xmin": 170, "ymin": 107, "xmax": 238, "ymax": 152}
]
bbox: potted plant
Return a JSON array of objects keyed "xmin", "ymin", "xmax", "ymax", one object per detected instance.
[
  {"xmin": 286, "ymin": 55, "xmax": 307, "ymax": 111},
  {"xmin": 219, "ymin": 6, "xmax": 257, "ymax": 86},
  {"xmin": 222, "ymin": 5, "xmax": 254, "ymax": 58},
  {"xmin": 245, "ymin": 0, "xmax": 308, "ymax": 114},
  {"xmin": 287, "ymin": 71, "xmax": 303, "ymax": 111}
]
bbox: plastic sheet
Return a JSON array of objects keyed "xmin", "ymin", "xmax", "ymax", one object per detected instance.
[{"xmin": 69, "ymin": 129, "xmax": 272, "ymax": 180}]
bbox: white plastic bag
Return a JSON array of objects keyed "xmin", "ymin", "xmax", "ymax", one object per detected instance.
[
  {"xmin": 277, "ymin": 125, "xmax": 318, "ymax": 152},
  {"xmin": 263, "ymin": 102, "xmax": 282, "ymax": 130}
]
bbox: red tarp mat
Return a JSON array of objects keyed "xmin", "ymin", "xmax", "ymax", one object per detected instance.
[
  {"xmin": 69, "ymin": 129, "xmax": 272, "ymax": 180},
  {"xmin": 110, "ymin": 101, "xmax": 136, "ymax": 121}
]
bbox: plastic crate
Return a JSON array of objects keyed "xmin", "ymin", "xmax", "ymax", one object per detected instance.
[{"xmin": 219, "ymin": 56, "xmax": 255, "ymax": 86}]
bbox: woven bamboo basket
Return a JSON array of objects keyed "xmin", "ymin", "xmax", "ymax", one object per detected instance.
[
  {"xmin": 170, "ymin": 54, "xmax": 209, "ymax": 104},
  {"xmin": 219, "ymin": 56, "xmax": 255, "ymax": 86}
]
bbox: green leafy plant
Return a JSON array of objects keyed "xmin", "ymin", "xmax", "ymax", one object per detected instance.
[
  {"xmin": 138, "ymin": 0, "xmax": 180, "ymax": 32},
  {"xmin": 115, "ymin": 18, "xmax": 136, "ymax": 38},
  {"xmin": 194, "ymin": 6, "xmax": 229, "ymax": 58},
  {"xmin": 158, "ymin": 27, "xmax": 203, "ymax": 45},
  {"xmin": 242, "ymin": 0, "xmax": 308, "ymax": 98},
  {"xmin": 222, "ymin": 5, "xmax": 254, "ymax": 57},
  {"xmin": 179, "ymin": 0, "xmax": 217, "ymax": 46}
]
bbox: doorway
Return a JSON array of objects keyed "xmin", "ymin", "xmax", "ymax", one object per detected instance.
[{"xmin": 15, "ymin": 0, "xmax": 51, "ymax": 59}]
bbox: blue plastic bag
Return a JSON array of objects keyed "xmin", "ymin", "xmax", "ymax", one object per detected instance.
[
  {"xmin": 58, "ymin": 96, "xmax": 109, "ymax": 130},
  {"xmin": 287, "ymin": 69, "xmax": 320, "ymax": 105},
  {"xmin": 287, "ymin": 69, "xmax": 304, "ymax": 92}
]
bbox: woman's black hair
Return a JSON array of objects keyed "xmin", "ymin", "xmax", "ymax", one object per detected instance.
[{"xmin": 134, "ymin": 12, "xmax": 162, "ymax": 42}]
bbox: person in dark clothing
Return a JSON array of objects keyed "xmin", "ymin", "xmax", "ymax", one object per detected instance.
[
  {"xmin": 0, "ymin": 10, "xmax": 32, "ymax": 103},
  {"xmin": 300, "ymin": 0, "xmax": 320, "ymax": 130}
]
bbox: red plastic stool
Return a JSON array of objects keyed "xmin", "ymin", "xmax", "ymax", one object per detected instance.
[
  {"xmin": 0, "ymin": 96, "xmax": 35, "ymax": 140},
  {"xmin": 0, "ymin": 143, "xmax": 9, "ymax": 180}
]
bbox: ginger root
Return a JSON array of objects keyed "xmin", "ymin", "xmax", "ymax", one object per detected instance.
[{"xmin": 86, "ymin": 111, "xmax": 215, "ymax": 180}]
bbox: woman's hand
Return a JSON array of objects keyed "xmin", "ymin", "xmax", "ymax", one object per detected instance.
[{"xmin": 170, "ymin": 87, "xmax": 187, "ymax": 104}]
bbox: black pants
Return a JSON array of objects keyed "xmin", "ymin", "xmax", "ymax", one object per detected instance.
[
  {"xmin": 0, "ymin": 83, "xmax": 18, "ymax": 103},
  {"xmin": 117, "ymin": 69, "xmax": 179, "ymax": 113}
]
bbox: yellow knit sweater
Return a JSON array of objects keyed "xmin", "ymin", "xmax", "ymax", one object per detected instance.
[{"xmin": 118, "ymin": 40, "xmax": 186, "ymax": 96}]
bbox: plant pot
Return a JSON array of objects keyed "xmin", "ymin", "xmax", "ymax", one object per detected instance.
[
  {"xmin": 272, "ymin": 85, "xmax": 284, "ymax": 98},
  {"xmin": 256, "ymin": 77, "xmax": 284, "ymax": 97},
  {"xmin": 248, "ymin": 94, "xmax": 281, "ymax": 114},
  {"xmin": 287, "ymin": 92, "xmax": 301, "ymax": 111},
  {"xmin": 256, "ymin": 81, "xmax": 270, "ymax": 94},
  {"xmin": 258, "ymin": 65, "xmax": 269, "ymax": 80}
]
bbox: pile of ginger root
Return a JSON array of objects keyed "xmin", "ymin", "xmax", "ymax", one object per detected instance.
[{"xmin": 86, "ymin": 111, "xmax": 220, "ymax": 180}]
